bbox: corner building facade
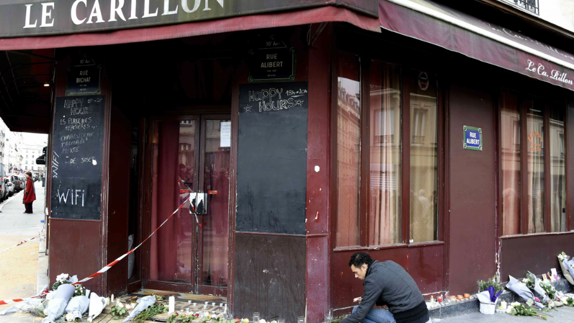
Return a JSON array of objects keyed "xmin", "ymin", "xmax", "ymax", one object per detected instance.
[{"xmin": 0, "ymin": 1, "xmax": 573, "ymax": 322}]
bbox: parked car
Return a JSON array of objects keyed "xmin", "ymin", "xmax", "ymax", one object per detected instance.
[
  {"xmin": 4, "ymin": 177, "xmax": 14, "ymax": 197},
  {"xmin": 0, "ymin": 178, "xmax": 6, "ymax": 201},
  {"xmin": 18, "ymin": 174, "xmax": 26, "ymax": 190},
  {"xmin": 9, "ymin": 174, "xmax": 22, "ymax": 192}
]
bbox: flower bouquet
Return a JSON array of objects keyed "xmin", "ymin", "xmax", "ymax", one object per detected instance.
[
  {"xmin": 506, "ymin": 276, "xmax": 545, "ymax": 308},
  {"xmin": 476, "ymin": 286, "xmax": 502, "ymax": 315},
  {"xmin": 506, "ymin": 299, "xmax": 547, "ymax": 320},
  {"xmin": 558, "ymin": 252, "xmax": 574, "ymax": 285},
  {"xmin": 525, "ymin": 271, "xmax": 549, "ymax": 303}
]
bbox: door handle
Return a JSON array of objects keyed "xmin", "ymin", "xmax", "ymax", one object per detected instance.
[{"xmin": 189, "ymin": 192, "xmax": 208, "ymax": 215}]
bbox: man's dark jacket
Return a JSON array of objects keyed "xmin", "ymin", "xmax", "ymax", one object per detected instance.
[{"xmin": 341, "ymin": 260, "xmax": 429, "ymax": 323}]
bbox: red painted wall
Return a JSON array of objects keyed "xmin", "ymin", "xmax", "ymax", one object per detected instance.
[
  {"xmin": 306, "ymin": 24, "xmax": 333, "ymax": 323},
  {"xmin": 447, "ymin": 83, "xmax": 497, "ymax": 295}
]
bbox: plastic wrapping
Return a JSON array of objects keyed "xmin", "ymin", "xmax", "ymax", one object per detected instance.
[
  {"xmin": 506, "ymin": 275, "xmax": 544, "ymax": 308},
  {"xmin": 526, "ymin": 271, "xmax": 548, "ymax": 303},
  {"xmin": 122, "ymin": 296, "xmax": 156, "ymax": 323},
  {"xmin": 87, "ymin": 293, "xmax": 108, "ymax": 322},
  {"xmin": 65, "ymin": 296, "xmax": 90, "ymax": 321},
  {"xmin": 0, "ymin": 298, "xmax": 44, "ymax": 316},
  {"xmin": 563, "ymin": 258, "xmax": 574, "ymax": 282},
  {"xmin": 41, "ymin": 284, "xmax": 75, "ymax": 323}
]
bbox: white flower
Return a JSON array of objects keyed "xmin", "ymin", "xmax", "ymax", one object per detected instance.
[
  {"xmin": 65, "ymin": 313, "xmax": 75, "ymax": 322},
  {"xmin": 259, "ymin": 320, "xmax": 266, "ymax": 323},
  {"xmin": 506, "ymin": 307, "xmax": 514, "ymax": 314},
  {"xmin": 522, "ymin": 278, "xmax": 529, "ymax": 284},
  {"xmin": 56, "ymin": 273, "xmax": 70, "ymax": 283},
  {"xmin": 510, "ymin": 302, "xmax": 521, "ymax": 307}
]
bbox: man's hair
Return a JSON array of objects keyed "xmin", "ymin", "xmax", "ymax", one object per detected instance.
[{"xmin": 349, "ymin": 252, "xmax": 373, "ymax": 268}]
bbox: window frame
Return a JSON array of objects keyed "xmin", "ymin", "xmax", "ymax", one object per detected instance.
[
  {"xmin": 497, "ymin": 90, "xmax": 570, "ymax": 236},
  {"xmin": 332, "ymin": 51, "xmax": 445, "ymax": 251}
]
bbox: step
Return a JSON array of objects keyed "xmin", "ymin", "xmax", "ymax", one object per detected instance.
[{"xmin": 428, "ymin": 278, "xmax": 573, "ymax": 320}]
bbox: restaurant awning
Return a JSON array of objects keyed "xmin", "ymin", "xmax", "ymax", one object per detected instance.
[
  {"xmin": 379, "ymin": 0, "xmax": 574, "ymax": 92},
  {"xmin": 0, "ymin": 6, "xmax": 379, "ymax": 51}
]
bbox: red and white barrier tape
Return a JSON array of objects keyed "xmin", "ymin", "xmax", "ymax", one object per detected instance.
[
  {"xmin": 0, "ymin": 289, "xmax": 49, "ymax": 306},
  {"xmin": 0, "ymin": 197, "xmax": 198, "ymax": 306},
  {"xmin": 74, "ymin": 199, "xmax": 193, "ymax": 285},
  {"xmin": 0, "ymin": 236, "xmax": 37, "ymax": 255}
]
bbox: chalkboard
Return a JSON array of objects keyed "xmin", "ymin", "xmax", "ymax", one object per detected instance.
[
  {"xmin": 51, "ymin": 96, "xmax": 105, "ymax": 220},
  {"xmin": 236, "ymin": 82, "xmax": 308, "ymax": 234}
]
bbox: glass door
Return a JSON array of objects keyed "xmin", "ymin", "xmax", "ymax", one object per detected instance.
[{"xmin": 148, "ymin": 115, "xmax": 230, "ymax": 295}]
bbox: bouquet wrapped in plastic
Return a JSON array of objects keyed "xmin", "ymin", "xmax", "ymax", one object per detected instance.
[
  {"xmin": 506, "ymin": 275, "xmax": 544, "ymax": 308},
  {"xmin": 526, "ymin": 271, "xmax": 548, "ymax": 303}
]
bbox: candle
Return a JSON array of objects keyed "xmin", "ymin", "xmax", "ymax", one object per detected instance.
[{"xmin": 169, "ymin": 296, "xmax": 175, "ymax": 314}]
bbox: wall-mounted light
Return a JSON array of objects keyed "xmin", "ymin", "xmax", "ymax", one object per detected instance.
[{"xmin": 43, "ymin": 83, "xmax": 49, "ymax": 87}]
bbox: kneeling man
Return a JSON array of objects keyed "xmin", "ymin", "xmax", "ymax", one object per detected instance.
[{"xmin": 341, "ymin": 253, "xmax": 430, "ymax": 323}]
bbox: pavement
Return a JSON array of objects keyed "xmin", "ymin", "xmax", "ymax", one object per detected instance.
[
  {"xmin": 437, "ymin": 306, "xmax": 574, "ymax": 322},
  {"xmin": 0, "ymin": 181, "xmax": 47, "ymax": 323}
]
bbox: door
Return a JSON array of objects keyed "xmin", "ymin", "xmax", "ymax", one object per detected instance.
[{"xmin": 147, "ymin": 115, "xmax": 231, "ymax": 295}]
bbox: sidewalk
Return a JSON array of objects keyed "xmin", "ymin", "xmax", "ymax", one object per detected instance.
[
  {"xmin": 0, "ymin": 182, "xmax": 46, "ymax": 323},
  {"xmin": 437, "ymin": 306, "xmax": 574, "ymax": 322}
]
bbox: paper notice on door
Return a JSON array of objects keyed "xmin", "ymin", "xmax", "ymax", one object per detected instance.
[{"xmin": 220, "ymin": 121, "xmax": 231, "ymax": 147}]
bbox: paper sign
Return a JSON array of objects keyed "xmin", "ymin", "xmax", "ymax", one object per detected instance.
[{"xmin": 220, "ymin": 121, "xmax": 231, "ymax": 148}]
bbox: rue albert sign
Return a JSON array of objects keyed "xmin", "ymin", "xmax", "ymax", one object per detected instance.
[
  {"xmin": 247, "ymin": 35, "xmax": 296, "ymax": 83},
  {"xmin": 0, "ymin": 0, "xmax": 345, "ymax": 38},
  {"xmin": 463, "ymin": 125, "xmax": 482, "ymax": 151}
]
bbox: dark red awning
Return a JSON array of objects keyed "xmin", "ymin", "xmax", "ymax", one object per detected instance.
[
  {"xmin": 380, "ymin": 0, "xmax": 574, "ymax": 92},
  {"xmin": 0, "ymin": 6, "xmax": 379, "ymax": 50}
]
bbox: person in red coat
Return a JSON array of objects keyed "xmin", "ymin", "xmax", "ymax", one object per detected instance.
[{"xmin": 23, "ymin": 171, "xmax": 36, "ymax": 214}]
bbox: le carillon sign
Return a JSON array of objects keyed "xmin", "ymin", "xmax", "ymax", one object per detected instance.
[{"xmin": 0, "ymin": 0, "xmax": 335, "ymax": 38}]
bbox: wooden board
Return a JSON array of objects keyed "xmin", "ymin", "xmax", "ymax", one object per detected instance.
[{"xmin": 233, "ymin": 233, "xmax": 305, "ymax": 322}]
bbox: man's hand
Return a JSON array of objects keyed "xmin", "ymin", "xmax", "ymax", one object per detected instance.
[{"xmin": 353, "ymin": 297, "xmax": 362, "ymax": 303}]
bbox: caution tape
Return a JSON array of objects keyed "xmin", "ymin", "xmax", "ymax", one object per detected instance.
[
  {"xmin": 0, "ymin": 289, "xmax": 49, "ymax": 307},
  {"xmin": 0, "ymin": 196, "xmax": 198, "ymax": 306},
  {"xmin": 0, "ymin": 236, "xmax": 37, "ymax": 255}
]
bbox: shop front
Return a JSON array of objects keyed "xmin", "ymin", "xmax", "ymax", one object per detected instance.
[{"xmin": 0, "ymin": 1, "xmax": 572, "ymax": 322}]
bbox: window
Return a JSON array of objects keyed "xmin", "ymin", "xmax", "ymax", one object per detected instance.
[
  {"xmin": 335, "ymin": 52, "xmax": 361, "ymax": 247},
  {"xmin": 500, "ymin": 92, "xmax": 568, "ymax": 234},
  {"xmin": 369, "ymin": 61, "xmax": 402, "ymax": 245},
  {"xmin": 526, "ymin": 102, "xmax": 545, "ymax": 233},
  {"xmin": 409, "ymin": 71, "xmax": 439, "ymax": 243},
  {"xmin": 550, "ymin": 107, "xmax": 566, "ymax": 232},
  {"xmin": 335, "ymin": 54, "xmax": 442, "ymax": 248}
]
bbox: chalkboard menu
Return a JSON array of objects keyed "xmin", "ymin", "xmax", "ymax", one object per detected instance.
[
  {"xmin": 51, "ymin": 96, "xmax": 105, "ymax": 220},
  {"xmin": 236, "ymin": 82, "xmax": 308, "ymax": 234}
]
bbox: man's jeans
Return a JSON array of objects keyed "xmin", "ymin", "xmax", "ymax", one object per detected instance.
[{"xmin": 352, "ymin": 306, "xmax": 395, "ymax": 323}]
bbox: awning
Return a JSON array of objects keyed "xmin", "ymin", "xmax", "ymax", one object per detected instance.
[
  {"xmin": 379, "ymin": 0, "xmax": 574, "ymax": 92},
  {"xmin": 0, "ymin": 6, "xmax": 379, "ymax": 51}
]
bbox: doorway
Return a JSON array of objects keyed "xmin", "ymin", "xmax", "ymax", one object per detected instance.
[{"xmin": 146, "ymin": 114, "xmax": 231, "ymax": 296}]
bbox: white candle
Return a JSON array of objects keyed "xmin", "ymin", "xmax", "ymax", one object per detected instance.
[{"xmin": 169, "ymin": 296, "xmax": 175, "ymax": 314}]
